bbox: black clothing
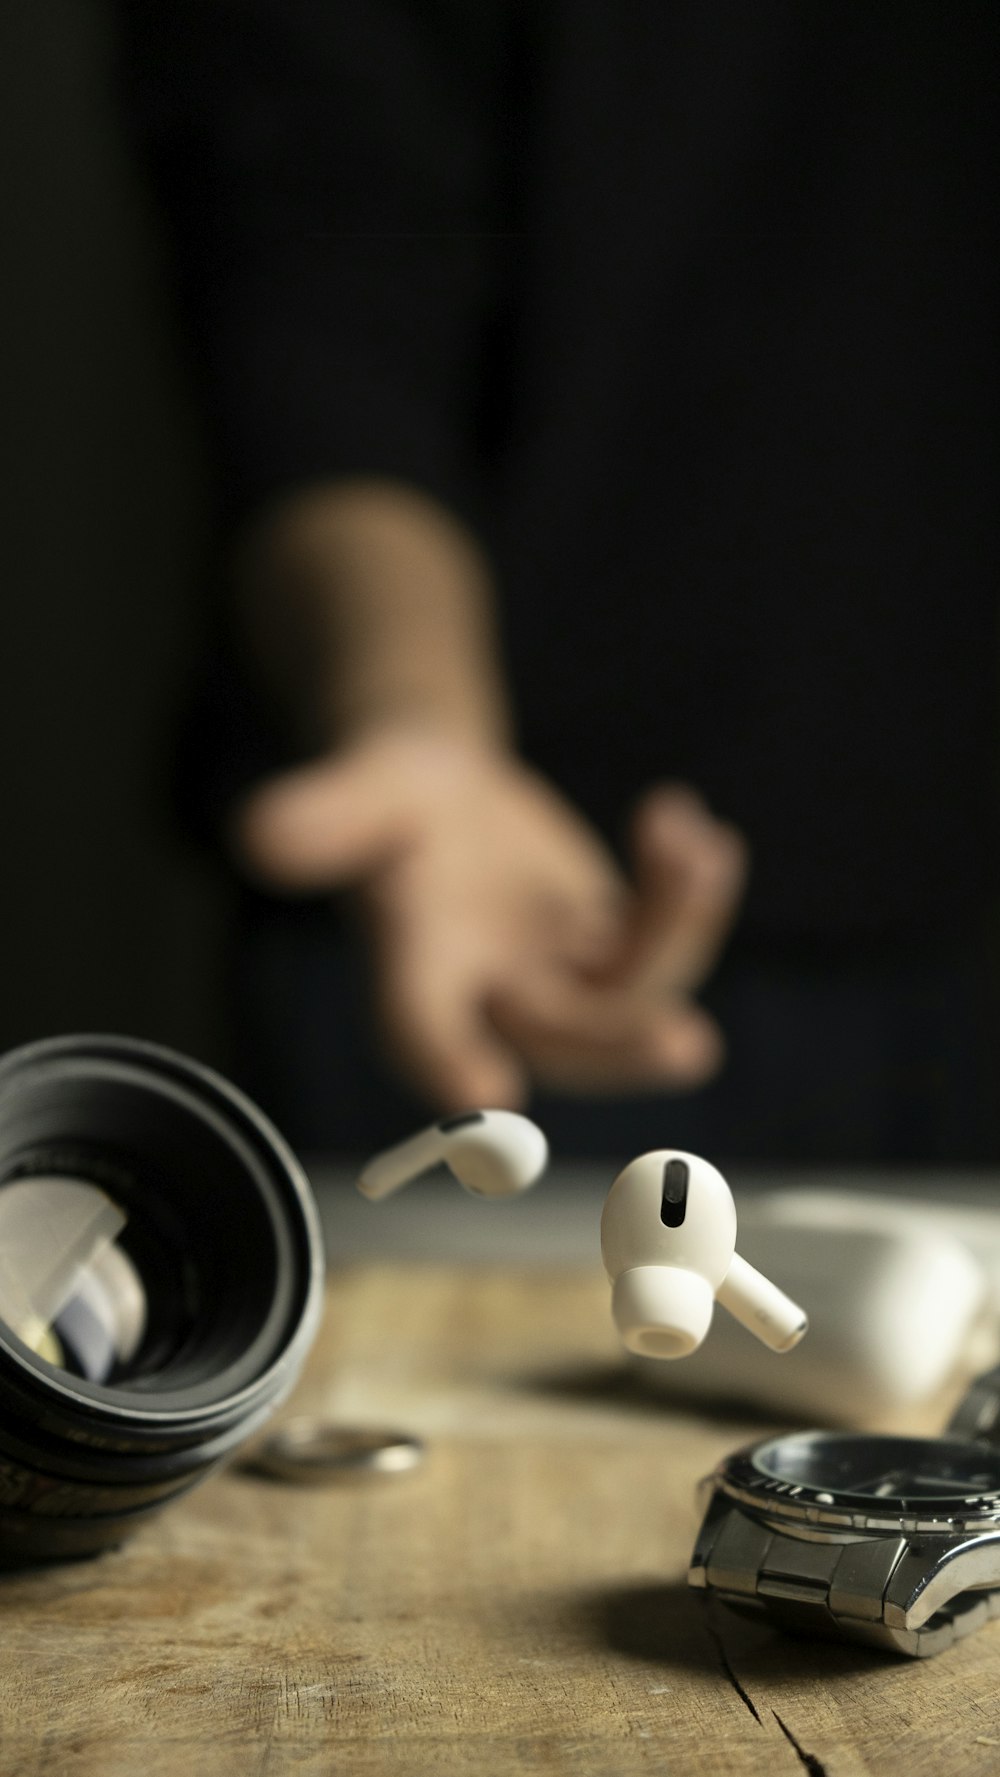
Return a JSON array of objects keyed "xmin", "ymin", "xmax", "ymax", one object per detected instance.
[
  {"xmin": 121, "ymin": 1, "xmax": 998, "ymax": 943},
  {"xmin": 119, "ymin": 4, "xmax": 1000, "ymax": 1156}
]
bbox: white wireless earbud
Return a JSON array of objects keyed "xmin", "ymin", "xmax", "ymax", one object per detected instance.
[
  {"xmin": 357, "ymin": 1110, "xmax": 549, "ymax": 1201},
  {"xmin": 601, "ymin": 1150, "xmax": 808, "ymax": 1359}
]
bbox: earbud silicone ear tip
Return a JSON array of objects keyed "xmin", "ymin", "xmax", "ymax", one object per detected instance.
[{"xmin": 610, "ymin": 1266, "xmax": 715, "ymax": 1360}]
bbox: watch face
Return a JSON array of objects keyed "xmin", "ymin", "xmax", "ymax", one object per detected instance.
[
  {"xmin": 750, "ymin": 1431, "xmax": 1000, "ymax": 1513},
  {"xmin": 713, "ymin": 1429, "xmax": 1000, "ymax": 1532},
  {"xmin": 756, "ymin": 1428, "xmax": 1000, "ymax": 1499}
]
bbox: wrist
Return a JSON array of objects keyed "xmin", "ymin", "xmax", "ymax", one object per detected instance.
[
  {"xmin": 236, "ymin": 478, "xmax": 514, "ymax": 753},
  {"xmin": 333, "ymin": 707, "xmax": 511, "ymax": 763}
]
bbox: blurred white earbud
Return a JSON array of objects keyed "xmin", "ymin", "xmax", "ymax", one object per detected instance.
[
  {"xmin": 601, "ymin": 1150, "xmax": 808, "ymax": 1359},
  {"xmin": 357, "ymin": 1110, "xmax": 549, "ymax": 1201}
]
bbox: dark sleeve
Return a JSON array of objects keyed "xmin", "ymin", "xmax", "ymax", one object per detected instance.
[{"xmin": 117, "ymin": 0, "xmax": 518, "ymax": 525}]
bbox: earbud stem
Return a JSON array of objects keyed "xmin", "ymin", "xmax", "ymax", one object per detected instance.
[
  {"xmin": 716, "ymin": 1252, "xmax": 808, "ymax": 1352},
  {"xmin": 356, "ymin": 1127, "xmax": 445, "ymax": 1200}
]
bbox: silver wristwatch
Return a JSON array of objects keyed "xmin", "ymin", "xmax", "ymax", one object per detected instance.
[{"xmin": 689, "ymin": 1365, "xmax": 1000, "ymax": 1657}]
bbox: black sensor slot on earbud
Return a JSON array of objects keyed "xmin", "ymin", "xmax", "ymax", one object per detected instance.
[{"xmin": 660, "ymin": 1158, "xmax": 689, "ymax": 1228}]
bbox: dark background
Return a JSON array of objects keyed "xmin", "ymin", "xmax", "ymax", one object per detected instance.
[
  {"xmin": 3, "ymin": 5, "xmax": 997, "ymax": 1168},
  {"xmin": 0, "ymin": 1, "xmax": 226, "ymax": 1070}
]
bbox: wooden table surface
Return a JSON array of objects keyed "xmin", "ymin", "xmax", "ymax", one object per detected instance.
[{"xmin": 2, "ymin": 1256, "xmax": 1000, "ymax": 1776}]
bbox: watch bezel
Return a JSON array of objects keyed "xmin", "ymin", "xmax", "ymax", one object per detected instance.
[{"xmin": 714, "ymin": 1430, "xmax": 1000, "ymax": 1535}]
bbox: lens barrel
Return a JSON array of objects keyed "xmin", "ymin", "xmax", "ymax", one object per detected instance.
[{"xmin": 0, "ymin": 1035, "xmax": 325, "ymax": 1564}]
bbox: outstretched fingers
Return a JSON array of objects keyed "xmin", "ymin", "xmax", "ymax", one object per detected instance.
[
  {"xmin": 488, "ymin": 972, "xmax": 723, "ymax": 1095},
  {"xmin": 606, "ymin": 784, "xmax": 748, "ymax": 998}
]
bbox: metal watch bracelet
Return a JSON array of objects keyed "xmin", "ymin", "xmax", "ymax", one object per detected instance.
[{"xmin": 690, "ymin": 1497, "xmax": 1000, "ymax": 1657}]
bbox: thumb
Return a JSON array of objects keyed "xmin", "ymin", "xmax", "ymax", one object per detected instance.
[{"xmin": 228, "ymin": 747, "xmax": 415, "ymax": 892}]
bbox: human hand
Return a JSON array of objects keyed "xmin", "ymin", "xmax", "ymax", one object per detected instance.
[{"xmin": 231, "ymin": 729, "xmax": 746, "ymax": 1111}]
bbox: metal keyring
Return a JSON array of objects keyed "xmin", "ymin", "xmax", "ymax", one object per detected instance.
[{"xmin": 240, "ymin": 1418, "xmax": 426, "ymax": 1484}]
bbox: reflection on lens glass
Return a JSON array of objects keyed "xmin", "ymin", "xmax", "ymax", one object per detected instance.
[{"xmin": 0, "ymin": 1177, "xmax": 146, "ymax": 1383}]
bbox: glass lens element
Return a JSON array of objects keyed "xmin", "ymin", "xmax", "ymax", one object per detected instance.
[{"xmin": 0, "ymin": 1177, "xmax": 146, "ymax": 1382}]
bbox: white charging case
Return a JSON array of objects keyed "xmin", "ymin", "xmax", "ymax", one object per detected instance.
[{"xmin": 634, "ymin": 1190, "xmax": 1000, "ymax": 1425}]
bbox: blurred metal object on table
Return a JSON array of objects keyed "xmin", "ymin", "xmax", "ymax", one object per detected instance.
[{"xmin": 240, "ymin": 1419, "xmax": 426, "ymax": 1484}]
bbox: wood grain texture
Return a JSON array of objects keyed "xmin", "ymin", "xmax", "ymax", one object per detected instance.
[{"xmin": 1, "ymin": 1264, "xmax": 999, "ymax": 1776}]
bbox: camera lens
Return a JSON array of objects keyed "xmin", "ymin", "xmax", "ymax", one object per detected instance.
[{"xmin": 0, "ymin": 1034, "xmax": 325, "ymax": 1565}]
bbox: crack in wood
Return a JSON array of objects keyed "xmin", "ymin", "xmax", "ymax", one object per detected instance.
[
  {"xmin": 773, "ymin": 1708, "xmax": 829, "ymax": 1777},
  {"xmin": 705, "ymin": 1621, "xmax": 762, "ymax": 1725},
  {"xmin": 705, "ymin": 1613, "xmax": 829, "ymax": 1775}
]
